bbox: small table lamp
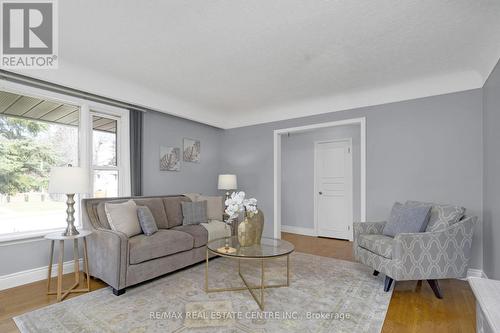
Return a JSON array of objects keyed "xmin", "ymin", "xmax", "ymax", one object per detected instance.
[
  {"xmin": 218, "ymin": 174, "xmax": 237, "ymax": 202},
  {"xmin": 49, "ymin": 166, "xmax": 90, "ymax": 236}
]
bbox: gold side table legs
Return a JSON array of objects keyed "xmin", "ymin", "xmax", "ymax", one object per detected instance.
[
  {"xmin": 205, "ymin": 249, "xmax": 291, "ymax": 310},
  {"xmin": 46, "ymin": 236, "xmax": 91, "ymax": 302}
]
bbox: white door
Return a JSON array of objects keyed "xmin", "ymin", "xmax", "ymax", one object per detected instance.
[{"xmin": 314, "ymin": 139, "xmax": 353, "ymax": 240}]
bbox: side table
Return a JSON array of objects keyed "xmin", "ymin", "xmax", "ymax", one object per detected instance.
[{"xmin": 44, "ymin": 230, "xmax": 92, "ymax": 302}]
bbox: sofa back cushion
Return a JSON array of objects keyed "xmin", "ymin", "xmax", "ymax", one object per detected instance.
[
  {"xmin": 405, "ymin": 201, "xmax": 465, "ymax": 232},
  {"xmin": 134, "ymin": 198, "xmax": 169, "ymax": 229},
  {"xmin": 198, "ymin": 195, "xmax": 224, "ymax": 221},
  {"xmin": 163, "ymin": 196, "xmax": 191, "ymax": 228},
  {"xmin": 104, "ymin": 199, "xmax": 142, "ymax": 237},
  {"xmin": 382, "ymin": 202, "xmax": 432, "ymax": 237}
]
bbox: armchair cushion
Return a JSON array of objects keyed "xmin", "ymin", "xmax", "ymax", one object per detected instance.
[
  {"xmin": 406, "ymin": 201, "xmax": 465, "ymax": 232},
  {"xmin": 382, "ymin": 202, "xmax": 431, "ymax": 237},
  {"xmin": 358, "ymin": 234, "xmax": 395, "ymax": 259}
]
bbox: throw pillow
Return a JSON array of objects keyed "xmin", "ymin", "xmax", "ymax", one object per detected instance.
[
  {"xmin": 182, "ymin": 201, "xmax": 208, "ymax": 225},
  {"xmin": 198, "ymin": 195, "xmax": 224, "ymax": 221},
  {"xmin": 382, "ymin": 202, "xmax": 432, "ymax": 237},
  {"xmin": 104, "ymin": 200, "xmax": 141, "ymax": 237},
  {"xmin": 405, "ymin": 201, "xmax": 465, "ymax": 232},
  {"xmin": 137, "ymin": 206, "xmax": 158, "ymax": 236}
]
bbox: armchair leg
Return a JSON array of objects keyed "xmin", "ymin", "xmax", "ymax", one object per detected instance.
[
  {"xmin": 427, "ymin": 279, "xmax": 443, "ymax": 299},
  {"xmin": 384, "ymin": 276, "xmax": 394, "ymax": 292},
  {"xmin": 373, "ymin": 270, "xmax": 380, "ymax": 276}
]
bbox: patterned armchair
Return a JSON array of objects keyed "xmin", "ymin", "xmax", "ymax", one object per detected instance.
[{"xmin": 353, "ymin": 206, "xmax": 477, "ymax": 298}]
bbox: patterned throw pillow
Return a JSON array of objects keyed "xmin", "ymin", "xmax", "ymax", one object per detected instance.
[
  {"xmin": 181, "ymin": 201, "xmax": 208, "ymax": 225},
  {"xmin": 382, "ymin": 202, "xmax": 432, "ymax": 237},
  {"xmin": 137, "ymin": 206, "xmax": 158, "ymax": 236},
  {"xmin": 405, "ymin": 201, "xmax": 465, "ymax": 232}
]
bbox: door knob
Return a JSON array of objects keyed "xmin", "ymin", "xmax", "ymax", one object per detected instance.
[{"xmin": 319, "ymin": 192, "xmax": 323, "ymax": 195}]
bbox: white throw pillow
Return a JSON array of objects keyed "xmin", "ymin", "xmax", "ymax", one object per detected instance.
[
  {"xmin": 104, "ymin": 200, "xmax": 141, "ymax": 237},
  {"xmin": 198, "ymin": 195, "xmax": 223, "ymax": 221}
]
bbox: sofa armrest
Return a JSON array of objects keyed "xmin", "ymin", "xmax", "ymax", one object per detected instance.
[
  {"xmin": 87, "ymin": 228, "xmax": 129, "ymax": 290},
  {"xmin": 393, "ymin": 216, "xmax": 477, "ymax": 278}
]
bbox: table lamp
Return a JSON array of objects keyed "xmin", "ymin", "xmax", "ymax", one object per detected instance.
[
  {"xmin": 218, "ymin": 174, "xmax": 237, "ymax": 202},
  {"xmin": 48, "ymin": 165, "xmax": 90, "ymax": 236}
]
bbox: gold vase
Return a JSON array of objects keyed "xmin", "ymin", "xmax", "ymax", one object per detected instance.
[
  {"xmin": 238, "ymin": 216, "xmax": 256, "ymax": 247},
  {"xmin": 248, "ymin": 209, "xmax": 264, "ymax": 244}
]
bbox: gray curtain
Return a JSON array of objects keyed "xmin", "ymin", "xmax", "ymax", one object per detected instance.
[{"xmin": 130, "ymin": 109, "xmax": 143, "ymax": 196}]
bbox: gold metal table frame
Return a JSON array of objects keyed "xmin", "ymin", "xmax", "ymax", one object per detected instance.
[{"xmin": 205, "ymin": 247, "xmax": 291, "ymax": 310}]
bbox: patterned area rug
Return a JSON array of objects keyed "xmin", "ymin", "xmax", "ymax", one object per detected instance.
[{"xmin": 14, "ymin": 252, "xmax": 392, "ymax": 333}]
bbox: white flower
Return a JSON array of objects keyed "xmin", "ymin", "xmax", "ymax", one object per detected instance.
[{"xmin": 225, "ymin": 191, "xmax": 258, "ymax": 221}]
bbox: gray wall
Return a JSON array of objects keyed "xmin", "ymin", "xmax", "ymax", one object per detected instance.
[
  {"xmin": 142, "ymin": 111, "xmax": 223, "ymax": 196},
  {"xmin": 221, "ymin": 89, "xmax": 484, "ymax": 269},
  {"xmin": 483, "ymin": 59, "xmax": 500, "ymax": 279},
  {"xmin": 281, "ymin": 125, "xmax": 361, "ymax": 229}
]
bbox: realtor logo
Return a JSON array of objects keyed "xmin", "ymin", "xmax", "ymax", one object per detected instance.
[{"xmin": 1, "ymin": 0, "xmax": 58, "ymax": 68}]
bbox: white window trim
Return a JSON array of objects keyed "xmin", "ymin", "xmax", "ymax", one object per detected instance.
[
  {"xmin": 0, "ymin": 80, "xmax": 131, "ymax": 244},
  {"xmin": 89, "ymin": 108, "xmax": 131, "ymax": 198}
]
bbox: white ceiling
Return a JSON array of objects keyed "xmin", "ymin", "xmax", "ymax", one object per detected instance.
[{"xmin": 19, "ymin": 0, "xmax": 500, "ymax": 128}]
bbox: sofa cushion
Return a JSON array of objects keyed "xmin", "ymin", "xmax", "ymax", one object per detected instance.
[
  {"xmin": 182, "ymin": 201, "xmax": 208, "ymax": 225},
  {"xmin": 198, "ymin": 195, "xmax": 224, "ymax": 221},
  {"xmin": 358, "ymin": 234, "xmax": 395, "ymax": 259},
  {"xmin": 163, "ymin": 196, "xmax": 191, "ymax": 228},
  {"xmin": 406, "ymin": 201, "xmax": 465, "ymax": 232},
  {"xmin": 134, "ymin": 198, "xmax": 169, "ymax": 229},
  {"xmin": 105, "ymin": 200, "xmax": 142, "ymax": 237},
  {"xmin": 383, "ymin": 202, "xmax": 431, "ymax": 237},
  {"xmin": 172, "ymin": 224, "xmax": 208, "ymax": 248},
  {"xmin": 137, "ymin": 206, "xmax": 158, "ymax": 236},
  {"xmin": 128, "ymin": 229, "xmax": 194, "ymax": 264}
]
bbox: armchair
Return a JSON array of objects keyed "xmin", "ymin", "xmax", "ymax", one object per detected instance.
[{"xmin": 354, "ymin": 215, "xmax": 477, "ymax": 298}]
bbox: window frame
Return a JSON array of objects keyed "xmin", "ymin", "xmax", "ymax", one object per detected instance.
[{"xmin": 0, "ymin": 80, "xmax": 131, "ymax": 244}]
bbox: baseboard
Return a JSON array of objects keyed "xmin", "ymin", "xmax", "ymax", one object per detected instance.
[
  {"xmin": 466, "ymin": 268, "xmax": 487, "ymax": 279},
  {"xmin": 0, "ymin": 258, "xmax": 84, "ymax": 291},
  {"xmin": 281, "ymin": 225, "xmax": 317, "ymax": 237}
]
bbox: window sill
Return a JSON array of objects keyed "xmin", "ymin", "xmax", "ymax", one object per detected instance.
[{"xmin": 0, "ymin": 228, "xmax": 67, "ymax": 246}]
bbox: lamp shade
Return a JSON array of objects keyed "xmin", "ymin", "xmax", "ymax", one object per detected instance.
[
  {"xmin": 48, "ymin": 166, "xmax": 90, "ymax": 194},
  {"xmin": 218, "ymin": 174, "xmax": 237, "ymax": 190}
]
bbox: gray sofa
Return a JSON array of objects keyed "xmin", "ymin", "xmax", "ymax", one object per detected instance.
[
  {"xmin": 353, "ymin": 202, "xmax": 477, "ymax": 298},
  {"xmin": 82, "ymin": 195, "xmax": 218, "ymax": 295}
]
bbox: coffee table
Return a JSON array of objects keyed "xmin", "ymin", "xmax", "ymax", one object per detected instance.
[{"xmin": 205, "ymin": 236, "xmax": 295, "ymax": 310}]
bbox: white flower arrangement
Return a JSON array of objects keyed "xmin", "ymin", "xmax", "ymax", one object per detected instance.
[{"xmin": 225, "ymin": 191, "xmax": 258, "ymax": 221}]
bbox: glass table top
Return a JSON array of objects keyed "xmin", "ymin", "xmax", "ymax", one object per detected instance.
[{"xmin": 207, "ymin": 236, "xmax": 295, "ymax": 258}]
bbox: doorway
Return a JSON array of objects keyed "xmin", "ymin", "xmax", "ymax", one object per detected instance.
[{"xmin": 273, "ymin": 117, "xmax": 366, "ymax": 240}]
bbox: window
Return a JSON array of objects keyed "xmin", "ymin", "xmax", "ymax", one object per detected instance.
[
  {"xmin": 0, "ymin": 93, "xmax": 80, "ymax": 235},
  {"xmin": 92, "ymin": 115, "xmax": 119, "ymax": 198},
  {"xmin": 0, "ymin": 84, "xmax": 131, "ymax": 241}
]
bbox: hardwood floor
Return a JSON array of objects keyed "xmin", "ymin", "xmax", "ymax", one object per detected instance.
[
  {"xmin": 0, "ymin": 232, "xmax": 475, "ymax": 332},
  {"xmin": 281, "ymin": 232, "xmax": 476, "ymax": 333}
]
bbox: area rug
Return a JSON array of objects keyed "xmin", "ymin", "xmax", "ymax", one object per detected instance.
[{"xmin": 14, "ymin": 252, "xmax": 392, "ymax": 333}]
